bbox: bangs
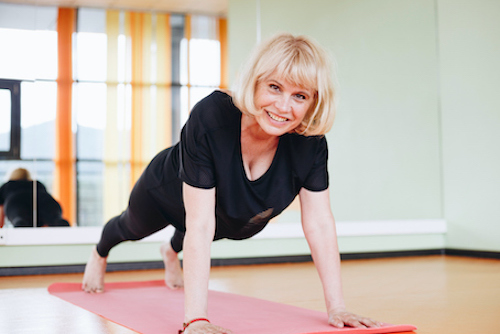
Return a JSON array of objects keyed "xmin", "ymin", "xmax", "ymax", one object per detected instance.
[{"xmin": 257, "ymin": 43, "xmax": 319, "ymax": 92}]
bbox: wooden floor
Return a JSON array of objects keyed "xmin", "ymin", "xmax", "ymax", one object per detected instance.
[{"xmin": 0, "ymin": 255, "xmax": 499, "ymax": 334}]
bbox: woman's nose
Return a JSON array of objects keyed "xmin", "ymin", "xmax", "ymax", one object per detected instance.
[{"xmin": 275, "ymin": 95, "xmax": 292, "ymax": 113}]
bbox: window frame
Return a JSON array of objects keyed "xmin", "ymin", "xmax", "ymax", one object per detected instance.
[{"xmin": 0, "ymin": 79, "xmax": 21, "ymax": 160}]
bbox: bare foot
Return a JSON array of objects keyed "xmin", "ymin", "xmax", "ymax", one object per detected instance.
[
  {"xmin": 82, "ymin": 246, "xmax": 107, "ymax": 293},
  {"xmin": 160, "ymin": 242, "xmax": 184, "ymax": 289}
]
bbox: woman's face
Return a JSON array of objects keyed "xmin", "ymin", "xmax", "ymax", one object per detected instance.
[{"xmin": 253, "ymin": 76, "xmax": 316, "ymax": 137}]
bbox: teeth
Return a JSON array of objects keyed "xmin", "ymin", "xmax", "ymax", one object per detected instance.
[{"xmin": 267, "ymin": 112, "xmax": 288, "ymax": 122}]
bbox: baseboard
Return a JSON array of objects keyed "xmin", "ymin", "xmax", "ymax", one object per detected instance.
[
  {"xmin": 0, "ymin": 256, "xmax": 315, "ymax": 277},
  {"xmin": 341, "ymin": 249, "xmax": 444, "ymax": 260},
  {"xmin": 445, "ymin": 248, "xmax": 500, "ymax": 259},
  {"xmin": 1, "ymin": 249, "xmax": 498, "ymax": 277}
]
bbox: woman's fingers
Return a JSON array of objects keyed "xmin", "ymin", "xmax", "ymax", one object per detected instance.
[
  {"xmin": 358, "ymin": 316, "xmax": 382, "ymax": 328},
  {"xmin": 329, "ymin": 311, "xmax": 382, "ymax": 328}
]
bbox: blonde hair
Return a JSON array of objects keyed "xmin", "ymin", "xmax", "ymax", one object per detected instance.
[
  {"xmin": 233, "ymin": 33, "xmax": 337, "ymax": 136},
  {"xmin": 9, "ymin": 168, "xmax": 32, "ymax": 181}
]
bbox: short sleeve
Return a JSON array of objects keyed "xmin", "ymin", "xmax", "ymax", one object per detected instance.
[
  {"xmin": 302, "ymin": 137, "xmax": 329, "ymax": 191},
  {"xmin": 178, "ymin": 105, "xmax": 216, "ymax": 189}
]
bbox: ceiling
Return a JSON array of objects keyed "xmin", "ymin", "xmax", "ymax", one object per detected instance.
[{"xmin": 1, "ymin": 0, "xmax": 228, "ymax": 16}]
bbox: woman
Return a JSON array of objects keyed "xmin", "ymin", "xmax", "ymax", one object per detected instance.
[
  {"xmin": 0, "ymin": 168, "xmax": 70, "ymax": 228},
  {"xmin": 83, "ymin": 33, "xmax": 380, "ymax": 333}
]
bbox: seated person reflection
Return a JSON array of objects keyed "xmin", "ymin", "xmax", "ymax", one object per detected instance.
[{"xmin": 0, "ymin": 168, "xmax": 70, "ymax": 228}]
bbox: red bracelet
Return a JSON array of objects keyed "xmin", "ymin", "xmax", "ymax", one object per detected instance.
[{"xmin": 178, "ymin": 318, "xmax": 210, "ymax": 333}]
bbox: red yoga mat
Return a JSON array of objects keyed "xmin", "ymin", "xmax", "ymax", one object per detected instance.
[{"xmin": 48, "ymin": 280, "xmax": 416, "ymax": 334}]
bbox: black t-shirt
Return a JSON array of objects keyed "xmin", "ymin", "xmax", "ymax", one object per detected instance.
[
  {"xmin": 0, "ymin": 180, "xmax": 66, "ymax": 227},
  {"xmin": 145, "ymin": 90, "xmax": 329, "ymax": 240},
  {"xmin": 0, "ymin": 180, "xmax": 49, "ymax": 206}
]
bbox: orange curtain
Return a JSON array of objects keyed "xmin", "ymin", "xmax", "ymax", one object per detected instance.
[
  {"xmin": 55, "ymin": 8, "xmax": 76, "ymax": 225},
  {"xmin": 218, "ymin": 18, "xmax": 228, "ymax": 90}
]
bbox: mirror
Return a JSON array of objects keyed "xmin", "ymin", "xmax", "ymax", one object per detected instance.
[
  {"xmin": 0, "ymin": 4, "xmax": 59, "ymax": 229},
  {"xmin": 0, "ymin": 3, "xmax": 223, "ymax": 236}
]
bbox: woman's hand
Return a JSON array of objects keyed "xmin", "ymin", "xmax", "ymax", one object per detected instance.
[
  {"xmin": 328, "ymin": 310, "xmax": 382, "ymax": 328},
  {"xmin": 183, "ymin": 321, "xmax": 233, "ymax": 334}
]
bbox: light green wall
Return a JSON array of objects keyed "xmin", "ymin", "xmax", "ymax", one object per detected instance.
[
  {"xmin": 230, "ymin": 0, "xmax": 442, "ymax": 221},
  {"xmin": 229, "ymin": 0, "xmax": 500, "ymax": 252},
  {"xmin": 226, "ymin": 0, "xmax": 258, "ymax": 76},
  {"xmin": 0, "ymin": 244, "xmax": 163, "ymax": 267},
  {"xmin": 438, "ymin": 0, "xmax": 500, "ymax": 251}
]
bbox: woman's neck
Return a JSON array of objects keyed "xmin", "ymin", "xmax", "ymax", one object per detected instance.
[
  {"xmin": 240, "ymin": 114, "xmax": 279, "ymax": 181},
  {"xmin": 241, "ymin": 114, "xmax": 278, "ymax": 144}
]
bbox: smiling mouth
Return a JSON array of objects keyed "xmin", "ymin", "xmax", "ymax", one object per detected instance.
[{"xmin": 267, "ymin": 111, "xmax": 288, "ymax": 122}]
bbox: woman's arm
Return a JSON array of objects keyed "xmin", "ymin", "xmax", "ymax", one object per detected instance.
[
  {"xmin": 299, "ymin": 187, "xmax": 380, "ymax": 328},
  {"xmin": 182, "ymin": 183, "xmax": 233, "ymax": 334}
]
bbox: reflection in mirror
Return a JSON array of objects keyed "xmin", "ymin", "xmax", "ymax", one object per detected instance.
[
  {"xmin": 0, "ymin": 167, "xmax": 69, "ymax": 228},
  {"xmin": 0, "ymin": 162, "xmax": 57, "ymax": 229},
  {"xmin": 0, "ymin": 3, "xmax": 59, "ymax": 229},
  {"xmin": 1, "ymin": 3, "xmax": 224, "ymax": 233}
]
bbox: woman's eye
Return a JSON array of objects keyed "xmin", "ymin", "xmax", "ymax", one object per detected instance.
[
  {"xmin": 269, "ymin": 84, "xmax": 280, "ymax": 91},
  {"xmin": 295, "ymin": 94, "xmax": 306, "ymax": 100}
]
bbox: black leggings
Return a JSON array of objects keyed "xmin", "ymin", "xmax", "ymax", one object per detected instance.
[{"xmin": 96, "ymin": 173, "xmax": 185, "ymax": 257}]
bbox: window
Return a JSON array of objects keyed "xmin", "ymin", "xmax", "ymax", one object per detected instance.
[
  {"xmin": 0, "ymin": 79, "xmax": 21, "ymax": 160},
  {"xmin": 0, "ymin": 4, "xmax": 226, "ymax": 227},
  {"xmin": 0, "ymin": 3, "xmax": 58, "ymax": 196}
]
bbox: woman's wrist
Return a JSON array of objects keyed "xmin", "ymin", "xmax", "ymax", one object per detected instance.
[
  {"xmin": 178, "ymin": 318, "xmax": 210, "ymax": 333},
  {"xmin": 326, "ymin": 300, "xmax": 346, "ymax": 314}
]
